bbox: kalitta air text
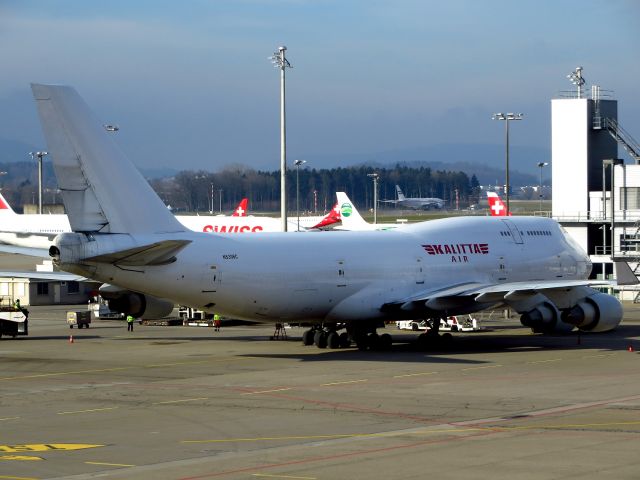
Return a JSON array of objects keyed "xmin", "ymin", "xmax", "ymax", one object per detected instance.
[{"xmin": 421, "ymin": 243, "xmax": 489, "ymax": 263}]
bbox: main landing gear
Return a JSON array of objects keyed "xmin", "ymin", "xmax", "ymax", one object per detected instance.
[
  {"xmin": 301, "ymin": 318, "xmax": 454, "ymax": 351},
  {"xmin": 302, "ymin": 323, "xmax": 392, "ymax": 351},
  {"xmin": 415, "ymin": 318, "xmax": 453, "ymax": 350}
]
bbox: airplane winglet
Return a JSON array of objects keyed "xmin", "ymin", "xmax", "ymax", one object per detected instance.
[{"xmin": 615, "ymin": 261, "xmax": 640, "ymax": 286}]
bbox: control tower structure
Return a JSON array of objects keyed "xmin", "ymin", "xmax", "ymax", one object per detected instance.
[{"xmin": 552, "ymin": 67, "xmax": 640, "ymax": 293}]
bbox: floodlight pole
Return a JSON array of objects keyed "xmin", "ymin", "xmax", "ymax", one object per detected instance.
[
  {"xmin": 492, "ymin": 113, "xmax": 523, "ymax": 215},
  {"xmin": 537, "ymin": 162, "xmax": 549, "ymax": 211},
  {"xmin": 294, "ymin": 159, "xmax": 306, "ymax": 231},
  {"xmin": 367, "ymin": 173, "xmax": 379, "ymax": 224},
  {"xmin": 567, "ymin": 66, "xmax": 585, "ymax": 99},
  {"xmin": 270, "ymin": 46, "xmax": 292, "ymax": 232},
  {"xmin": 29, "ymin": 151, "xmax": 48, "ymax": 214}
]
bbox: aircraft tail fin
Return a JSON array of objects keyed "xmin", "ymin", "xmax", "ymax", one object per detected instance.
[
  {"xmin": 395, "ymin": 185, "xmax": 405, "ymax": 201},
  {"xmin": 310, "ymin": 203, "xmax": 341, "ymax": 229},
  {"xmin": 232, "ymin": 198, "xmax": 248, "ymax": 217},
  {"xmin": 0, "ymin": 192, "xmax": 17, "ymax": 215},
  {"xmin": 487, "ymin": 192, "xmax": 510, "ymax": 216},
  {"xmin": 336, "ymin": 192, "xmax": 370, "ymax": 230},
  {"xmin": 31, "ymin": 84, "xmax": 184, "ymax": 235}
]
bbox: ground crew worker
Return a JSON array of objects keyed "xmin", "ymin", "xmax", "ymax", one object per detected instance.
[
  {"xmin": 213, "ymin": 313, "xmax": 221, "ymax": 332},
  {"xmin": 14, "ymin": 299, "xmax": 28, "ymax": 318},
  {"xmin": 126, "ymin": 314, "xmax": 135, "ymax": 332}
]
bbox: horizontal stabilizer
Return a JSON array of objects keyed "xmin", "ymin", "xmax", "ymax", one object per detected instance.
[
  {"xmin": 0, "ymin": 271, "xmax": 88, "ymax": 282},
  {"xmin": 84, "ymin": 239, "xmax": 192, "ymax": 266},
  {"xmin": 0, "ymin": 245, "xmax": 50, "ymax": 258}
]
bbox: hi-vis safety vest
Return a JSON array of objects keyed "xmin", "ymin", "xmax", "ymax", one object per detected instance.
[{"xmin": 126, "ymin": 315, "xmax": 134, "ymax": 323}]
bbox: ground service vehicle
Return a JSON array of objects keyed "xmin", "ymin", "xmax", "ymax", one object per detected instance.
[
  {"xmin": 67, "ymin": 310, "xmax": 91, "ymax": 329},
  {"xmin": 0, "ymin": 304, "xmax": 28, "ymax": 338}
]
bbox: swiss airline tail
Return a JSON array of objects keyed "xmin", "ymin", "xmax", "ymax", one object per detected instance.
[
  {"xmin": 232, "ymin": 198, "xmax": 248, "ymax": 217},
  {"xmin": 310, "ymin": 203, "xmax": 341, "ymax": 229},
  {"xmin": 487, "ymin": 192, "xmax": 511, "ymax": 216},
  {"xmin": 0, "ymin": 192, "xmax": 16, "ymax": 215}
]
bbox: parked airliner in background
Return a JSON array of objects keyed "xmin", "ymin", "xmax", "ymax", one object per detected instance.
[
  {"xmin": 0, "ymin": 193, "xmax": 340, "ymax": 249},
  {"xmin": 335, "ymin": 192, "xmax": 402, "ymax": 231},
  {"xmin": 381, "ymin": 185, "xmax": 445, "ymax": 210},
  {"xmin": 32, "ymin": 84, "xmax": 630, "ymax": 351},
  {"xmin": 487, "ymin": 192, "xmax": 511, "ymax": 216},
  {"xmin": 231, "ymin": 198, "xmax": 248, "ymax": 216}
]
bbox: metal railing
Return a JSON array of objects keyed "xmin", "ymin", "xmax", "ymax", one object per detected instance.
[{"xmin": 603, "ymin": 118, "xmax": 640, "ymax": 163}]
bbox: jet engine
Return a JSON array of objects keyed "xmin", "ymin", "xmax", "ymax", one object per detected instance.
[
  {"xmin": 519, "ymin": 302, "xmax": 573, "ymax": 334},
  {"xmin": 561, "ymin": 292, "xmax": 623, "ymax": 333},
  {"xmin": 99, "ymin": 286, "xmax": 174, "ymax": 319}
]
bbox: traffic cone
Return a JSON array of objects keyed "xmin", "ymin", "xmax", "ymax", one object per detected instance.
[
  {"xmin": 69, "ymin": 335, "xmax": 74, "ymax": 344},
  {"xmin": 628, "ymin": 343, "xmax": 634, "ymax": 353}
]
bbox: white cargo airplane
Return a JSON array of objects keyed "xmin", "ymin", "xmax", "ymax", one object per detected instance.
[
  {"xmin": 381, "ymin": 185, "xmax": 445, "ymax": 210},
  {"xmin": 32, "ymin": 84, "xmax": 629, "ymax": 350}
]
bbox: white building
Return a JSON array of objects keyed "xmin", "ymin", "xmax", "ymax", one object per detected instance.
[{"xmin": 551, "ymin": 70, "xmax": 640, "ymax": 299}]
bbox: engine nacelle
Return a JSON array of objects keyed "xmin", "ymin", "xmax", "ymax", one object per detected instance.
[
  {"xmin": 99, "ymin": 286, "xmax": 174, "ymax": 319},
  {"xmin": 561, "ymin": 292, "xmax": 623, "ymax": 333},
  {"xmin": 519, "ymin": 302, "xmax": 573, "ymax": 334}
]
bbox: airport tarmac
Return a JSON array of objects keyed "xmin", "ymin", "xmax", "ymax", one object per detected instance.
[{"xmin": 1, "ymin": 305, "xmax": 640, "ymax": 480}]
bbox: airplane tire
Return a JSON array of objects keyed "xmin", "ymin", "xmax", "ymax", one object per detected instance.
[
  {"xmin": 302, "ymin": 330, "xmax": 315, "ymax": 346},
  {"xmin": 417, "ymin": 333, "xmax": 435, "ymax": 350},
  {"xmin": 314, "ymin": 330, "xmax": 327, "ymax": 349},
  {"xmin": 441, "ymin": 332, "xmax": 453, "ymax": 347},
  {"xmin": 379, "ymin": 333, "xmax": 392, "ymax": 350},
  {"xmin": 355, "ymin": 334, "xmax": 368, "ymax": 351},
  {"xmin": 339, "ymin": 332, "xmax": 351, "ymax": 348},
  {"xmin": 367, "ymin": 332, "xmax": 380, "ymax": 350},
  {"xmin": 327, "ymin": 332, "xmax": 340, "ymax": 349}
]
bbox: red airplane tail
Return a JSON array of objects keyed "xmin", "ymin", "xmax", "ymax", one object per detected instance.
[
  {"xmin": 232, "ymin": 198, "xmax": 248, "ymax": 217},
  {"xmin": 487, "ymin": 192, "xmax": 511, "ymax": 216},
  {"xmin": 0, "ymin": 191, "xmax": 15, "ymax": 214},
  {"xmin": 310, "ymin": 203, "xmax": 341, "ymax": 229}
]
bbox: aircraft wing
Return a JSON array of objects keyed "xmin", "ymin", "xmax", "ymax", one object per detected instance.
[{"xmin": 385, "ymin": 277, "xmax": 623, "ymax": 314}]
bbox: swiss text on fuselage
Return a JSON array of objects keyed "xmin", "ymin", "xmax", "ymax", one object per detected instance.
[{"xmin": 203, "ymin": 225, "xmax": 264, "ymax": 233}]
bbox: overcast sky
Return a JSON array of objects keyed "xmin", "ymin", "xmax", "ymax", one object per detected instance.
[{"xmin": 0, "ymin": 0, "xmax": 638, "ymax": 173}]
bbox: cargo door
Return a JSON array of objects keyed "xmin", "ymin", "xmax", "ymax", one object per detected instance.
[{"xmin": 500, "ymin": 219, "xmax": 524, "ymax": 244}]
